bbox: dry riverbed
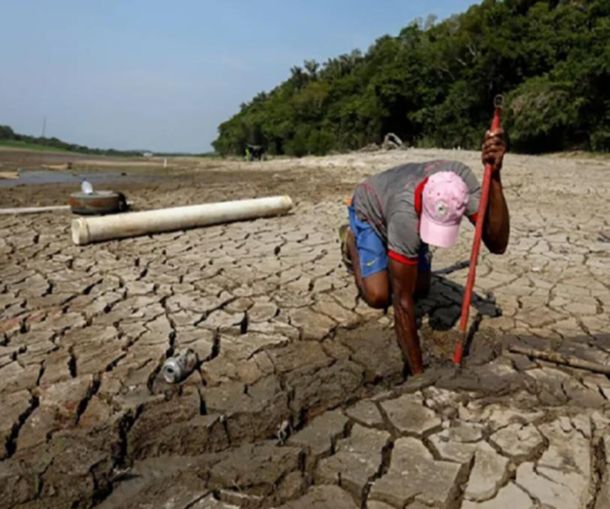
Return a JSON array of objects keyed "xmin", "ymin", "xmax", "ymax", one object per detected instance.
[{"xmin": 1, "ymin": 148, "xmax": 609, "ymax": 508}]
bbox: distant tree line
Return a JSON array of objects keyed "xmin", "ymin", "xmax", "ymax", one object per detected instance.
[
  {"xmin": 213, "ymin": 0, "xmax": 610, "ymax": 156},
  {"xmin": 0, "ymin": 125, "xmax": 143, "ymax": 156}
]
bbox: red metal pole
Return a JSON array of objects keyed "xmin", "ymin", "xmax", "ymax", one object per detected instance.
[{"xmin": 452, "ymin": 97, "xmax": 503, "ymax": 366}]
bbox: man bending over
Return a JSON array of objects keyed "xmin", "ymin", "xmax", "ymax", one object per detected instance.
[{"xmin": 340, "ymin": 130, "xmax": 509, "ymax": 374}]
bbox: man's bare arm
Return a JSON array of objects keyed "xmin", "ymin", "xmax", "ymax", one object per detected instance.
[
  {"xmin": 388, "ymin": 258, "xmax": 423, "ymax": 374},
  {"xmin": 478, "ymin": 128, "xmax": 510, "ymax": 254}
]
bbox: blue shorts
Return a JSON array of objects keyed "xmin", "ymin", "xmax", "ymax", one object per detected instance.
[{"xmin": 348, "ymin": 205, "xmax": 430, "ymax": 279}]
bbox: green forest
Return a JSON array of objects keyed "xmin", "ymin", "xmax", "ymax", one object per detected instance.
[
  {"xmin": 213, "ymin": 0, "xmax": 610, "ymax": 156},
  {"xmin": 0, "ymin": 124, "xmax": 143, "ymax": 156}
]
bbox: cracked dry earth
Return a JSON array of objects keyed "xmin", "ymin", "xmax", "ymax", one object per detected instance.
[{"xmin": 0, "ymin": 149, "xmax": 609, "ymax": 509}]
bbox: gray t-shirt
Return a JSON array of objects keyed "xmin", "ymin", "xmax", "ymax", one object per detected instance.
[{"xmin": 353, "ymin": 160, "xmax": 481, "ymax": 260}]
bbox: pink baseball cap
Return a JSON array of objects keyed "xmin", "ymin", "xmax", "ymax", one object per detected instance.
[{"xmin": 420, "ymin": 171, "xmax": 469, "ymax": 248}]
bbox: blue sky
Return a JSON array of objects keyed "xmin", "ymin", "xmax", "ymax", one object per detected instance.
[{"xmin": 0, "ymin": 1, "xmax": 477, "ymax": 152}]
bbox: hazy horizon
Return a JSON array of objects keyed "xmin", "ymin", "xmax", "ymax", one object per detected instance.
[{"xmin": 1, "ymin": 0, "xmax": 477, "ymax": 153}]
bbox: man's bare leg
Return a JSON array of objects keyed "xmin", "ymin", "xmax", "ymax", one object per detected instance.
[
  {"xmin": 346, "ymin": 228, "xmax": 390, "ymax": 309},
  {"xmin": 346, "ymin": 227, "xmax": 430, "ymax": 306}
]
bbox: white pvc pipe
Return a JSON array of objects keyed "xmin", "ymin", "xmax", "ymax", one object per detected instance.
[
  {"xmin": 0, "ymin": 201, "xmax": 134, "ymax": 216},
  {"xmin": 72, "ymin": 195, "xmax": 293, "ymax": 246},
  {"xmin": 0, "ymin": 205, "xmax": 71, "ymax": 215}
]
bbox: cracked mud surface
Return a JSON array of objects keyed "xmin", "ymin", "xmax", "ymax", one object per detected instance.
[{"xmin": 1, "ymin": 149, "xmax": 609, "ymax": 508}]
